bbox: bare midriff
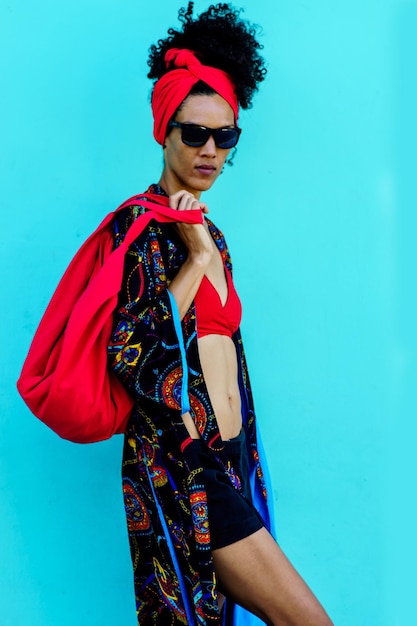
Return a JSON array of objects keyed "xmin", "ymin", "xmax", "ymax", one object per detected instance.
[
  {"xmin": 167, "ymin": 207, "xmax": 243, "ymax": 442},
  {"xmin": 182, "ymin": 333, "xmax": 242, "ymax": 441}
]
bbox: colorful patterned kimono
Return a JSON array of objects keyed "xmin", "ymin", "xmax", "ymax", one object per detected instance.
[{"xmin": 107, "ymin": 185, "xmax": 272, "ymax": 625}]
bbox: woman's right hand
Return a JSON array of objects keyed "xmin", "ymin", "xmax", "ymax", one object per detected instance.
[{"xmin": 169, "ymin": 190, "xmax": 213, "ymax": 263}]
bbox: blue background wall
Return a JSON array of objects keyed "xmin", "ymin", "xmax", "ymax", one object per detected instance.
[{"xmin": 1, "ymin": 1, "xmax": 416, "ymax": 624}]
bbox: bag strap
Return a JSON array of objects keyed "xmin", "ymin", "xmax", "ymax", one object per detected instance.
[
  {"xmin": 116, "ymin": 195, "xmax": 204, "ymax": 251},
  {"xmin": 79, "ymin": 193, "xmax": 203, "ymax": 255}
]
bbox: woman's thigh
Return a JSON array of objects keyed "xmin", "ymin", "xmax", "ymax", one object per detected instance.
[{"xmin": 212, "ymin": 527, "xmax": 333, "ymax": 626}]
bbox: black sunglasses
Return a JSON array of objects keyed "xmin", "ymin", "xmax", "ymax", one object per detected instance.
[{"xmin": 168, "ymin": 121, "xmax": 241, "ymax": 149}]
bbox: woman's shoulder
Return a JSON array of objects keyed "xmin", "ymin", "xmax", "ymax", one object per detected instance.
[
  {"xmin": 113, "ymin": 202, "xmax": 147, "ymax": 231},
  {"xmin": 205, "ymin": 217, "xmax": 229, "ymax": 255},
  {"xmin": 112, "ymin": 185, "xmax": 170, "ymax": 246}
]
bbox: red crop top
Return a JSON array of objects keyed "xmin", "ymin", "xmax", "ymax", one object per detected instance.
[{"xmin": 194, "ymin": 266, "xmax": 242, "ymax": 338}]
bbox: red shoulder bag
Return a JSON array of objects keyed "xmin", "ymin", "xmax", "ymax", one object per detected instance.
[{"xmin": 16, "ymin": 193, "xmax": 203, "ymax": 443}]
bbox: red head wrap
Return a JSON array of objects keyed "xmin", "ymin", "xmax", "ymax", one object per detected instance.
[{"xmin": 151, "ymin": 48, "xmax": 239, "ymax": 145}]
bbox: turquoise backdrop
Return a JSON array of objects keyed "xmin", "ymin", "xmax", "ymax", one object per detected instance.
[{"xmin": 1, "ymin": 1, "xmax": 416, "ymax": 624}]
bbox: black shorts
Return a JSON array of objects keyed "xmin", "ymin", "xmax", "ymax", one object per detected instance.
[{"xmin": 184, "ymin": 429, "xmax": 264, "ymax": 550}]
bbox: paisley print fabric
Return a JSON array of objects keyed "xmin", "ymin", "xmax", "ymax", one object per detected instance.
[{"xmin": 107, "ymin": 184, "xmax": 271, "ymax": 625}]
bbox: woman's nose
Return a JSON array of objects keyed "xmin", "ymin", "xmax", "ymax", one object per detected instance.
[{"xmin": 200, "ymin": 135, "xmax": 217, "ymax": 156}]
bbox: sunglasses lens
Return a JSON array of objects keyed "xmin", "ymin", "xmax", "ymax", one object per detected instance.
[
  {"xmin": 214, "ymin": 128, "xmax": 240, "ymax": 149},
  {"xmin": 181, "ymin": 125, "xmax": 211, "ymax": 147}
]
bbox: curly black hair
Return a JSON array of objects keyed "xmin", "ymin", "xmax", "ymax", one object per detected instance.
[{"xmin": 147, "ymin": 2, "xmax": 266, "ymax": 109}]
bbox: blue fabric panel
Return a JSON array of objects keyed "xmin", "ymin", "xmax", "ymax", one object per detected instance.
[
  {"xmin": 142, "ymin": 439, "xmax": 197, "ymax": 626},
  {"xmin": 167, "ymin": 290, "xmax": 191, "ymax": 414}
]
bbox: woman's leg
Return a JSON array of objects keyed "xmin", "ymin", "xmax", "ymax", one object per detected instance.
[{"xmin": 212, "ymin": 527, "xmax": 333, "ymax": 626}]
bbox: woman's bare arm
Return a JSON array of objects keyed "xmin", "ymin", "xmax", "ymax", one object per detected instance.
[{"xmin": 166, "ymin": 190, "xmax": 213, "ymax": 320}]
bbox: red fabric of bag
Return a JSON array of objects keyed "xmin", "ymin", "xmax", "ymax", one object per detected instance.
[{"xmin": 16, "ymin": 194, "xmax": 203, "ymax": 443}]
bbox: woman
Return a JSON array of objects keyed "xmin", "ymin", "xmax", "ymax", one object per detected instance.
[{"xmin": 107, "ymin": 4, "xmax": 333, "ymax": 625}]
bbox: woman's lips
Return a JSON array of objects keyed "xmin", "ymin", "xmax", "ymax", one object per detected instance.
[{"xmin": 195, "ymin": 165, "xmax": 216, "ymax": 175}]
